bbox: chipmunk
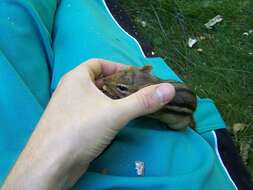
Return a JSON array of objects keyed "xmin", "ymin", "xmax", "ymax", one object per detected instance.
[{"xmin": 101, "ymin": 65, "xmax": 197, "ymax": 130}]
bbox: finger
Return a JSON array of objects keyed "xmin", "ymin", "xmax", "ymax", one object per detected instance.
[
  {"xmin": 95, "ymin": 79, "xmax": 104, "ymax": 89},
  {"xmin": 100, "ymin": 61, "xmax": 129, "ymax": 77},
  {"xmin": 76, "ymin": 59, "xmax": 129, "ymax": 81},
  {"xmin": 117, "ymin": 83, "xmax": 175, "ymax": 120},
  {"xmin": 94, "ymin": 62, "xmax": 128, "ymax": 88},
  {"xmin": 94, "ymin": 60, "xmax": 129, "ymax": 88}
]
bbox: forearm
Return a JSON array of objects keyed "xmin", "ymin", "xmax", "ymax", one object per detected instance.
[{"xmin": 2, "ymin": 120, "xmax": 88, "ymax": 190}]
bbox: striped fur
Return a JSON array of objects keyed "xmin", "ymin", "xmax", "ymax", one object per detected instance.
[{"xmin": 101, "ymin": 65, "xmax": 197, "ymax": 130}]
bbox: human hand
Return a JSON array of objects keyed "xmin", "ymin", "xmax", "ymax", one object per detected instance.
[{"xmin": 3, "ymin": 59, "xmax": 175, "ymax": 190}]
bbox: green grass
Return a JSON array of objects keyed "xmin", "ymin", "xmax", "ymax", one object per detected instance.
[{"xmin": 119, "ymin": 0, "xmax": 253, "ymax": 177}]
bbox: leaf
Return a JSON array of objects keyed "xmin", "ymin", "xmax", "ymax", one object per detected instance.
[
  {"xmin": 232, "ymin": 123, "xmax": 247, "ymax": 136},
  {"xmin": 240, "ymin": 141, "xmax": 251, "ymax": 165}
]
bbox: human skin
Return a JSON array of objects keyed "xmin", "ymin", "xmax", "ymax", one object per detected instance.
[{"xmin": 2, "ymin": 59, "xmax": 175, "ymax": 190}]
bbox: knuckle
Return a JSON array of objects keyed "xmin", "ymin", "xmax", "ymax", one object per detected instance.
[
  {"xmin": 61, "ymin": 72, "xmax": 73, "ymax": 83},
  {"xmin": 60, "ymin": 71, "xmax": 80, "ymax": 86},
  {"xmin": 137, "ymin": 93, "xmax": 153, "ymax": 112},
  {"xmin": 86, "ymin": 58, "xmax": 100, "ymax": 64}
]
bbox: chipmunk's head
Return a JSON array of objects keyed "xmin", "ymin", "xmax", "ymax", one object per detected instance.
[
  {"xmin": 102, "ymin": 65, "xmax": 158, "ymax": 99},
  {"xmin": 101, "ymin": 64, "xmax": 197, "ymax": 130}
]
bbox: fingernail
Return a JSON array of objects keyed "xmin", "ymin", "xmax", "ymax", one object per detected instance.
[{"xmin": 155, "ymin": 84, "xmax": 175, "ymax": 103}]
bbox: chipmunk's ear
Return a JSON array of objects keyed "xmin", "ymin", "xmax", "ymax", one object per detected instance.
[{"xmin": 140, "ymin": 65, "xmax": 152, "ymax": 73}]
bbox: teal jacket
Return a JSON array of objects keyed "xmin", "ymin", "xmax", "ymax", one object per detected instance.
[{"xmin": 0, "ymin": 0, "xmax": 238, "ymax": 189}]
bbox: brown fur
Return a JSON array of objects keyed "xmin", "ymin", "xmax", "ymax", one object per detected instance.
[{"xmin": 101, "ymin": 65, "xmax": 197, "ymax": 130}]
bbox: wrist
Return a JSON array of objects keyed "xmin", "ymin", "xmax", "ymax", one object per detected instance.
[{"xmin": 32, "ymin": 122, "xmax": 90, "ymax": 189}]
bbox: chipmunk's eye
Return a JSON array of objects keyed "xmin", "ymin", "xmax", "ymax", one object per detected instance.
[{"xmin": 116, "ymin": 84, "xmax": 128, "ymax": 92}]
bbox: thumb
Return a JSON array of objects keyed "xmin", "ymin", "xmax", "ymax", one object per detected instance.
[{"xmin": 117, "ymin": 83, "xmax": 175, "ymax": 120}]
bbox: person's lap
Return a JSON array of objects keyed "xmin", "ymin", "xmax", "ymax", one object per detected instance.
[
  {"xmin": 0, "ymin": 0, "xmax": 244, "ymax": 189},
  {"xmin": 0, "ymin": 0, "xmax": 58, "ymax": 182}
]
